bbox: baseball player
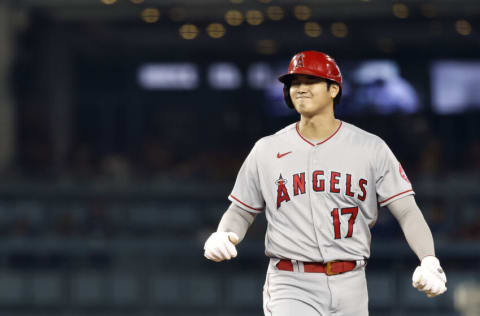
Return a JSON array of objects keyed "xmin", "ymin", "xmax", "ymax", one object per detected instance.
[{"xmin": 203, "ymin": 51, "xmax": 447, "ymax": 316}]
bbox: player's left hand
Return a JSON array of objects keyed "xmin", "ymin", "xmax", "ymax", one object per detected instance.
[{"xmin": 412, "ymin": 256, "xmax": 447, "ymax": 298}]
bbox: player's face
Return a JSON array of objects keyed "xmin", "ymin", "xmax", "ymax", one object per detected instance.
[{"xmin": 289, "ymin": 75, "xmax": 339, "ymax": 117}]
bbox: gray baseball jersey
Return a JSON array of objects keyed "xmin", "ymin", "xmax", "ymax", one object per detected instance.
[{"xmin": 229, "ymin": 120, "xmax": 414, "ymax": 262}]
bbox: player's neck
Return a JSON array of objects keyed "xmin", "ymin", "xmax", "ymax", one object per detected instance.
[{"xmin": 298, "ymin": 114, "xmax": 339, "ymax": 142}]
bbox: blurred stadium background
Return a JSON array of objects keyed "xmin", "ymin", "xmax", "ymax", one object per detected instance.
[{"xmin": 0, "ymin": 0, "xmax": 479, "ymax": 315}]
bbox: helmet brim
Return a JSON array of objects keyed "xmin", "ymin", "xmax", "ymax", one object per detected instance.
[{"xmin": 278, "ymin": 68, "xmax": 336, "ymax": 84}]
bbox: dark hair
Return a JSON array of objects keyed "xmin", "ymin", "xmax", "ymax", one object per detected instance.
[{"xmin": 325, "ymin": 80, "xmax": 342, "ymax": 106}]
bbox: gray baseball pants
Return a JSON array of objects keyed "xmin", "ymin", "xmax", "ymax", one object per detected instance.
[{"xmin": 263, "ymin": 258, "xmax": 369, "ymax": 316}]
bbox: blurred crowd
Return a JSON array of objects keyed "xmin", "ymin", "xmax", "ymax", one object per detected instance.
[
  {"xmin": 1, "ymin": 113, "xmax": 479, "ymax": 244},
  {"xmin": 8, "ymin": 109, "xmax": 480, "ymax": 185},
  {"xmin": 1, "ymin": 193, "xmax": 478, "ymax": 243},
  {"xmin": 2, "ymin": 81, "xmax": 480, "ymax": 247}
]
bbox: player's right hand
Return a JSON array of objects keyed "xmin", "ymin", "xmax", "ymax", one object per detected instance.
[
  {"xmin": 412, "ymin": 256, "xmax": 447, "ymax": 298},
  {"xmin": 203, "ymin": 231, "xmax": 239, "ymax": 262}
]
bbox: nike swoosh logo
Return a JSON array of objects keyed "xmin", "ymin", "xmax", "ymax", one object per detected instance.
[{"xmin": 277, "ymin": 151, "xmax": 292, "ymax": 158}]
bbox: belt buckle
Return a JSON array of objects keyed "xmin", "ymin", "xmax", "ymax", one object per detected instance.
[{"xmin": 326, "ymin": 261, "xmax": 339, "ymax": 276}]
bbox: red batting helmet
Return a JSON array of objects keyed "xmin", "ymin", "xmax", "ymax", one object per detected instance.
[{"xmin": 278, "ymin": 51, "xmax": 342, "ymax": 108}]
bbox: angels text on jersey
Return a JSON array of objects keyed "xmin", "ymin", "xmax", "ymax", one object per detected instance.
[{"xmin": 275, "ymin": 171, "xmax": 367, "ymax": 209}]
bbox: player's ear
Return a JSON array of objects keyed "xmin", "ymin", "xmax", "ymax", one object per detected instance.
[{"xmin": 329, "ymin": 83, "xmax": 340, "ymax": 99}]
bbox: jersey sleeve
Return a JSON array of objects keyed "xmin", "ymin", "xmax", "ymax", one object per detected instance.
[
  {"xmin": 375, "ymin": 141, "xmax": 414, "ymax": 207},
  {"xmin": 228, "ymin": 142, "xmax": 265, "ymax": 214}
]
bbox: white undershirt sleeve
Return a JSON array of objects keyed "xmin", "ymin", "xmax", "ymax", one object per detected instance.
[
  {"xmin": 217, "ymin": 203, "xmax": 257, "ymax": 243},
  {"xmin": 387, "ymin": 195, "xmax": 435, "ymax": 261}
]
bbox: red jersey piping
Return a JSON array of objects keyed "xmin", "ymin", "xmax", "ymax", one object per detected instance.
[
  {"xmin": 378, "ymin": 189, "xmax": 414, "ymax": 205},
  {"xmin": 229, "ymin": 194, "xmax": 264, "ymax": 211},
  {"xmin": 295, "ymin": 121, "xmax": 343, "ymax": 146}
]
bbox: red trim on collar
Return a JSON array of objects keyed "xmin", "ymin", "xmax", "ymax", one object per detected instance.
[
  {"xmin": 296, "ymin": 121, "xmax": 343, "ymax": 146},
  {"xmin": 295, "ymin": 123, "xmax": 315, "ymax": 146}
]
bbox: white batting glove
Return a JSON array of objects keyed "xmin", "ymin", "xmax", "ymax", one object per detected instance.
[
  {"xmin": 203, "ymin": 232, "xmax": 240, "ymax": 262},
  {"xmin": 412, "ymin": 256, "xmax": 447, "ymax": 298}
]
